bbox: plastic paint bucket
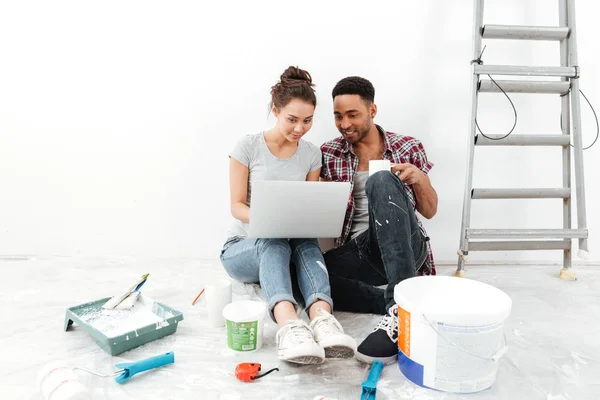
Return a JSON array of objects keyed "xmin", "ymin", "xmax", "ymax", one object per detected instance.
[
  {"xmin": 222, "ymin": 300, "xmax": 267, "ymax": 352},
  {"xmin": 394, "ymin": 276, "xmax": 512, "ymax": 393}
]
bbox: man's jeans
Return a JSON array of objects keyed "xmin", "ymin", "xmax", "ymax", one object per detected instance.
[
  {"xmin": 323, "ymin": 171, "xmax": 428, "ymax": 315},
  {"xmin": 220, "ymin": 237, "xmax": 333, "ymax": 321}
]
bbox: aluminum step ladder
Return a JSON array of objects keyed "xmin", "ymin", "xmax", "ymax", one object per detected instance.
[{"xmin": 457, "ymin": 0, "xmax": 589, "ymax": 279}]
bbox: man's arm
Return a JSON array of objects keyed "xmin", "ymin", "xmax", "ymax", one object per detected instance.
[
  {"xmin": 392, "ymin": 163, "xmax": 438, "ymax": 219},
  {"xmin": 412, "ymin": 173, "xmax": 438, "ymax": 219}
]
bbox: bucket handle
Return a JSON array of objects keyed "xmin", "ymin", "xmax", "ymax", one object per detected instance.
[
  {"xmin": 491, "ymin": 344, "xmax": 508, "ymax": 362},
  {"xmin": 422, "ymin": 314, "xmax": 508, "ymax": 363}
]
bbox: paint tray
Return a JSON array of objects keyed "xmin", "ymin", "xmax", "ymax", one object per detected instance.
[{"xmin": 64, "ymin": 295, "xmax": 184, "ymax": 356}]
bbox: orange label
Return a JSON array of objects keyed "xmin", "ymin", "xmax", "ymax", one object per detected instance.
[{"xmin": 398, "ymin": 306, "xmax": 411, "ymax": 357}]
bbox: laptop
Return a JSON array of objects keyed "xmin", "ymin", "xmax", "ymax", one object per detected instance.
[{"xmin": 247, "ymin": 180, "xmax": 351, "ymax": 238}]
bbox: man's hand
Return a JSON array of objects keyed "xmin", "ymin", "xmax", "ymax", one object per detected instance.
[
  {"xmin": 391, "ymin": 162, "xmax": 438, "ymax": 218},
  {"xmin": 391, "ymin": 163, "xmax": 424, "ymax": 185}
]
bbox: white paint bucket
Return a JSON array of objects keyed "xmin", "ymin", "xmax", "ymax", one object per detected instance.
[
  {"xmin": 222, "ymin": 300, "xmax": 266, "ymax": 352},
  {"xmin": 394, "ymin": 276, "xmax": 512, "ymax": 393},
  {"xmin": 37, "ymin": 361, "xmax": 92, "ymax": 400}
]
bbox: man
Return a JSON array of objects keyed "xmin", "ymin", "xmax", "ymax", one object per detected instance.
[{"xmin": 320, "ymin": 76, "xmax": 438, "ymax": 365}]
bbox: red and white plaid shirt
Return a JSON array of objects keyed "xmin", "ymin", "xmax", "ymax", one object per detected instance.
[{"xmin": 320, "ymin": 125, "xmax": 436, "ymax": 276}]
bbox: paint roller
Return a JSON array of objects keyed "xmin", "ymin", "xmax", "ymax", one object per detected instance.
[{"xmin": 37, "ymin": 352, "xmax": 174, "ymax": 400}]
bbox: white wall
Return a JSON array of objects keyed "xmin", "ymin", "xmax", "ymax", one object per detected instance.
[{"xmin": 0, "ymin": 0, "xmax": 598, "ymax": 263}]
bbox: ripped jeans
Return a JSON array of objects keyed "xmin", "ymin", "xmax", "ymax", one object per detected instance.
[
  {"xmin": 220, "ymin": 237, "xmax": 334, "ymax": 322},
  {"xmin": 323, "ymin": 171, "xmax": 429, "ymax": 314}
]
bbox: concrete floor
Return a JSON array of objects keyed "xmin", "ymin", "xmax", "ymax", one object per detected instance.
[{"xmin": 2, "ymin": 256, "xmax": 599, "ymax": 399}]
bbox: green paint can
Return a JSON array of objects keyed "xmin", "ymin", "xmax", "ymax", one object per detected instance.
[{"xmin": 222, "ymin": 300, "xmax": 267, "ymax": 352}]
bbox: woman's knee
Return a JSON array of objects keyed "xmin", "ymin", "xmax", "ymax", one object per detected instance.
[
  {"xmin": 257, "ymin": 238, "xmax": 291, "ymax": 252},
  {"xmin": 220, "ymin": 258, "xmax": 258, "ymax": 283},
  {"xmin": 289, "ymin": 238, "xmax": 320, "ymax": 251},
  {"xmin": 220, "ymin": 242, "xmax": 260, "ymax": 283}
]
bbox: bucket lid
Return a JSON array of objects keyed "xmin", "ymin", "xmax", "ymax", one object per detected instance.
[
  {"xmin": 394, "ymin": 276, "xmax": 512, "ymax": 325},
  {"xmin": 222, "ymin": 300, "xmax": 267, "ymax": 322}
]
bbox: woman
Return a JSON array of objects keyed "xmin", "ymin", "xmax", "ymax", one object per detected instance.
[{"xmin": 220, "ymin": 66, "xmax": 356, "ymax": 364}]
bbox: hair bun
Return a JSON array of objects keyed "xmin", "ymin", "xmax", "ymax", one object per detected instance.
[
  {"xmin": 280, "ymin": 66, "xmax": 314, "ymax": 87},
  {"xmin": 270, "ymin": 66, "xmax": 317, "ymax": 110}
]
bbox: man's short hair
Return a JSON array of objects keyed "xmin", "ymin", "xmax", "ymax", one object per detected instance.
[{"xmin": 331, "ymin": 76, "xmax": 375, "ymax": 103}]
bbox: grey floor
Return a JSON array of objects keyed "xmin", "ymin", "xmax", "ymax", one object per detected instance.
[{"xmin": 2, "ymin": 257, "xmax": 599, "ymax": 399}]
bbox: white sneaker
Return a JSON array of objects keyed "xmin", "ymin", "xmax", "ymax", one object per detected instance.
[
  {"xmin": 276, "ymin": 320, "xmax": 325, "ymax": 364},
  {"xmin": 310, "ymin": 309, "xmax": 357, "ymax": 359}
]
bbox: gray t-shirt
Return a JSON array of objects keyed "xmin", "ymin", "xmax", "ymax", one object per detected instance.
[
  {"xmin": 227, "ymin": 132, "xmax": 322, "ymax": 238},
  {"xmin": 350, "ymin": 171, "xmax": 369, "ymax": 239}
]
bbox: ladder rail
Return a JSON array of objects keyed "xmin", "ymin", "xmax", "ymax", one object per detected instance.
[
  {"xmin": 566, "ymin": 0, "xmax": 589, "ymax": 256},
  {"xmin": 559, "ymin": 0, "xmax": 573, "ymax": 270},
  {"xmin": 457, "ymin": 0, "xmax": 485, "ymax": 272}
]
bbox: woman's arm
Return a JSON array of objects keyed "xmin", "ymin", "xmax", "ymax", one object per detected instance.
[
  {"xmin": 230, "ymin": 157, "xmax": 250, "ymax": 223},
  {"xmin": 306, "ymin": 168, "xmax": 321, "ymax": 182}
]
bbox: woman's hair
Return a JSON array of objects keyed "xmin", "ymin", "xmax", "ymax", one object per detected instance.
[{"xmin": 270, "ymin": 66, "xmax": 317, "ymax": 111}]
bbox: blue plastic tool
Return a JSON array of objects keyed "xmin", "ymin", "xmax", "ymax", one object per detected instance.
[
  {"xmin": 360, "ymin": 360, "xmax": 384, "ymax": 400},
  {"xmin": 114, "ymin": 351, "xmax": 175, "ymax": 383},
  {"xmin": 75, "ymin": 352, "xmax": 175, "ymax": 384}
]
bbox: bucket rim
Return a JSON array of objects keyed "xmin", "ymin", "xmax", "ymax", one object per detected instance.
[
  {"xmin": 222, "ymin": 300, "xmax": 267, "ymax": 322},
  {"xmin": 394, "ymin": 276, "xmax": 512, "ymax": 323}
]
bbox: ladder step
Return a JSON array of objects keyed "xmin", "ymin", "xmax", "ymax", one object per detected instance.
[
  {"xmin": 468, "ymin": 240, "xmax": 570, "ymax": 251},
  {"xmin": 474, "ymin": 65, "xmax": 577, "ymax": 77},
  {"xmin": 482, "ymin": 25, "xmax": 569, "ymax": 41},
  {"xmin": 466, "ymin": 229, "xmax": 588, "ymax": 239},
  {"xmin": 478, "ymin": 79, "xmax": 570, "ymax": 94},
  {"xmin": 475, "ymin": 134, "xmax": 570, "ymax": 146},
  {"xmin": 471, "ymin": 188, "xmax": 570, "ymax": 199}
]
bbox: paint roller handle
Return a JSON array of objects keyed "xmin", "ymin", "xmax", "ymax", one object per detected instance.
[
  {"xmin": 363, "ymin": 360, "xmax": 384, "ymax": 388},
  {"xmin": 114, "ymin": 352, "xmax": 175, "ymax": 383}
]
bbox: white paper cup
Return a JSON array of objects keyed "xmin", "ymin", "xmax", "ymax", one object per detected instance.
[
  {"xmin": 369, "ymin": 159, "xmax": 391, "ymax": 176},
  {"xmin": 205, "ymin": 279, "xmax": 232, "ymax": 327}
]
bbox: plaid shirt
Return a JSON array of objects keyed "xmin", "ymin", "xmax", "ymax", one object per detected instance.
[{"xmin": 320, "ymin": 125, "xmax": 436, "ymax": 275}]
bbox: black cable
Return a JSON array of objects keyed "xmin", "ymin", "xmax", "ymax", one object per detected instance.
[
  {"xmin": 471, "ymin": 45, "xmax": 597, "ymax": 148},
  {"xmin": 560, "ymin": 89, "xmax": 599, "ymax": 150},
  {"xmin": 475, "ymin": 74, "xmax": 518, "ymax": 140},
  {"xmin": 471, "ymin": 45, "xmax": 518, "ymax": 141},
  {"xmin": 252, "ymin": 367, "xmax": 279, "ymax": 380}
]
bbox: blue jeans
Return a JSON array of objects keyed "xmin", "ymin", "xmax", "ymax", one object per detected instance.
[
  {"xmin": 220, "ymin": 237, "xmax": 334, "ymax": 321},
  {"xmin": 323, "ymin": 171, "xmax": 428, "ymax": 314}
]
